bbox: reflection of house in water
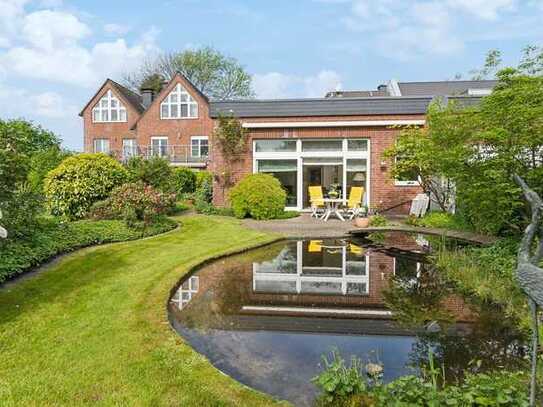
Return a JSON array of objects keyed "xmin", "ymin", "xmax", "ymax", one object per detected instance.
[
  {"xmin": 170, "ymin": 276, "xmax": 199, "ymax": 310},
  {"xmin": 170, "ymin": 236, "xmax": 474, "ymax": 326},
  {"xmin": 252, "ymin": 240, "xmax": 369, "ymax": 296}
]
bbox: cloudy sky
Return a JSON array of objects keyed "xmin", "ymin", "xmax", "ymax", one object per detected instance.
[{"xmin": 1, "ymin": 0, "xmax": 542, "ymax": 150}]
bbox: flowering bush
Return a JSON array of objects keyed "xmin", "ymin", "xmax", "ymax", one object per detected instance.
[{"xmin": 108, "ymin": 182, "xmax": 176, "ymax": 229}]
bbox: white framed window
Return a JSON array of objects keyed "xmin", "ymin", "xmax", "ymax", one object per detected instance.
[
  {"xmin": 93, "ymin": 138, "xmax": 110, "ymax": 154},
  {"xmin": 160, "ymin": 84, "xmax": 198, "ymax": 119},
  {"xmin": 92, "ymin": 90, "xmax": 127, "ymax": 123},
  {"xmin": 394, "ymin": 156, "xmax": 420, "ymax": 186},
  {"xmin": 191, "ymin": 136, "xmax": 209, "ymax": 157},
  {"xmin": 151, "ymin": 137, "xmax": 168, "ymax": 157},
  {"xmin": 122, "ymin": 138, "xmax": 137, "ymax": 159}
]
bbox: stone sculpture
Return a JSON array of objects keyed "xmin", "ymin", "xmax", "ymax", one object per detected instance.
[{"xmin": 513, "ymin": 174, "xmax": 543, "ymax": 406}]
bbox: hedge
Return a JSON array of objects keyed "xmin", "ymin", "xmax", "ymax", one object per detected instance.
[{"xmin": 0, "ymin": 217, "xmax": 177, "ymax": 283}]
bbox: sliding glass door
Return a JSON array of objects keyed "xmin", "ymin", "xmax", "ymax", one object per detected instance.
[{"xmin": 253, "ymin": 138, "xmax": 370, "ymax": 211}]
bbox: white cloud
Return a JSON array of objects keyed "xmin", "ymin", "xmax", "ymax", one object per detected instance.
[
  {"xmin": 31, "ymin": 91, "xmax": 75, "ymax": 118},
  {"xmin": 22, "ymin": 10, "xmax": 91, "ymax": 50},
  {"xmin": 332, "ymin": 0, "xmax": 522, "ymax": 59},
  {"xmin": 104, "ymin": 23, "xmax": 130, "ymax": 36},
  {"xmin": 446, "ymin": 0, "xmax": 516, "ymax": 20},
  {"xmin": 253, "ymin": 70, "xmax": 342, "ymax": 99}
]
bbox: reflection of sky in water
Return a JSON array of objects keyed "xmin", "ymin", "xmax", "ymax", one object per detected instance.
[
  {"xmin": 172, "ymin": 320, "xmax": 416, "ymax": 407},
  {"xmin": 168, "ymin": 237, "xmax": 526, "ymax": 407}
]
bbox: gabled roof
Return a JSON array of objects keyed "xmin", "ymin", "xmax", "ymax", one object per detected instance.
[
  {"xmin": 79, "ymin": 79, "xmax": 144, "ymax": 117},
  {"xmin": 131, "ymin": 71, "xmax": 210, "ymax": 127},
  {"xmin": 209, "ymin": 96, "xmax": 433, "ymax": 118}
]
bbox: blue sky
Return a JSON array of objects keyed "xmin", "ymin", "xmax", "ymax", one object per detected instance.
[{"xmin": 0, "ymin": 0, "xmax": 542, "ymax": 150}]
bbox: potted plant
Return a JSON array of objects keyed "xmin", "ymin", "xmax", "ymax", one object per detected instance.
[
  {"xmin": 328, "ymin": 183, "xmax": 341, "ymax": 199},
  {"xmin": 352, "ymin": 206, "xmax": 369, "ymax": 228}
]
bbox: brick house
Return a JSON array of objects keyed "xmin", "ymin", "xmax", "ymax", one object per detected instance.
[{"xmin": 80, "ymin": 74, "xmax": 495, "ymax": 214}]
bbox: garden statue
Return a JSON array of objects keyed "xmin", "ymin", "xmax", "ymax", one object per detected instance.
[
  {"xmin": 0, "ymin": 210, "xmax": 6, "ymax": 239},
  {"xmin": 513, "ymin": 174, "xmax": 543, "ymax": 407}
]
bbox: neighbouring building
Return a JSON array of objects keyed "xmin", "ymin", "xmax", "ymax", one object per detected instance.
[{"xmin": 80, "ymin": 74, "xmax": 495, "ymax": 214}]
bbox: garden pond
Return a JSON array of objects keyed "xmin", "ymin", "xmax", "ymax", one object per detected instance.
[{"xmin": 168, "ymin": 233, "xmax": 528, "ymax": 406}]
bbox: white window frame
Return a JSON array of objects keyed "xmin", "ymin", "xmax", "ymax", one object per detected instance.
[
  {"xmin": 252, "ymin": 241, "xmax": 370, "ymax": 296},
  {"xmin": 92, "ymin": 90, "xmax": 127, "ymax": 123},
  {"xmin": 160, "ymin": 84, "xmax": 198, "ymax": 120},
  {"xmin": 253, "ymin": 138, "xmax": 371, "ymax": 212},
  {"xmin": 393, "ymin": 156, "xmax": 420, "ymax": 186},
  {"xmin": 150, "ymin": 136, "xmax": 169, "ymax": 157},
  {"xmin": 122, "ymin": 138, "xmax": 137, "ymax": 159},
  {"xmin": 93, "ymin": 138, "xmax": 110, "ymax": 154},
  {"xmin": 191, "ymin": 136, "xmax": 209, "ymax": 157}
]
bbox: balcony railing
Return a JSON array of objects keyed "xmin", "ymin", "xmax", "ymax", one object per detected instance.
[{"xmin": 108, "ymin": 145, "xmax": 210, "ymax": 166}]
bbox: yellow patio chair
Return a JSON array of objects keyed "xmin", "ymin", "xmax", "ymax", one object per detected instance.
[
  {"xmin": 349, "ymin": 243, "xmax": 364, "ymax": 256},
  {"xmin": 308, "ymin": 186, "xmax": 325, "ymax": 218},
  {"xmin": 345, "ymin": 187, "xmax": 365, "ymax": 220},
  {"xmin": 308, "ymin": 240, "xmax": 323, "ymax": 253}
]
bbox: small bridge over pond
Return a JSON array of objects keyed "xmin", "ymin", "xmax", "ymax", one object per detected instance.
[{"xmin": 349, "ymin": 225, "xmax": 497, "ymax": 246}]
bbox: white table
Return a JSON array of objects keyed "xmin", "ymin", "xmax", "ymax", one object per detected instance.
[{"xmin": 321, "ymin": 198, "xmax": 345, "ymax": 222}]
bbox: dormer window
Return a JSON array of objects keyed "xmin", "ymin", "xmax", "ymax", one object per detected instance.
[
  {"xmin": 92, "ymin": 90, "xmax": 127, "ymax": 122},
  {"xmin": 160, "ymin": 84, "xmax": 198, "ymax": 119}
]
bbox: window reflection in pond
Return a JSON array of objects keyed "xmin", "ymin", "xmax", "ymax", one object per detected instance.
[
  {"xmin": 253, "ymin": 240, "xmax": 369, "ymax": 296},
  {"xmin": 168, "ymin": 235, "xmax": 527, "ymax": 407}
]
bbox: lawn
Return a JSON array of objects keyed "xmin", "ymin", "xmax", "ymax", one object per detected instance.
[{"xmin": 0, "ymin": 215, "xmax": 285, "ymax": 406}]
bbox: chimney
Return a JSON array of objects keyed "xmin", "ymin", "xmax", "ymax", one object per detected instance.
[{"xmin": 141, "ymin": 87, "xmax": 154, "ymax": 109}]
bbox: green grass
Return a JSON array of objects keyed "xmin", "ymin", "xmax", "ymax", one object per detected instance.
[
  {"xmin": 0, "ymin": 217, "xmax": 177, "ymax": 282},
  {"xmin": 0, "ymin": 215, "xmax": 285, "ymax": 406}
]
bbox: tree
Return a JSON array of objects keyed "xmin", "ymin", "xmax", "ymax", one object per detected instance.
[
  {"xmin": 385, "ymin": 68, "xmax": 543, "ymax": 235},
  {"xmin": 124, "ymin": 47, "xmax": 254, "ymax": 100},
  {"xmin": 0, "ymin": 119, "xmax": 61, "ymax": 238},
  {"xmin": 470, "ymin": 49, "xmax": 502, "ymax": 80},
  {"xmin": 0, "ymin": 119, "xmax": 60, "ymax": 203}
]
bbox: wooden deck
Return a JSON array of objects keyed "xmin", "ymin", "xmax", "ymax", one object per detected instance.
[{"xmin": 349, "ymin": 225, "xmax": 497, "ymax": 245}]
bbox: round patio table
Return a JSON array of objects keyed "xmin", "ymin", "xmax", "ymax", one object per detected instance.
[{"xmin": 321, "ymin": 198, "xmax": 345, "ymax": 222}]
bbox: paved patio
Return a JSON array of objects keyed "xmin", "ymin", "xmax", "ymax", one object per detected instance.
[{"xmin": 242, "ymin": 213, "xmax": 354, "ymax": 238}]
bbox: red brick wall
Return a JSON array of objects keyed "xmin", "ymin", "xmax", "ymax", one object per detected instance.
[
  {"xmin": 210, "ymin": 114, "xmax": 424, "ymax": 214},
  {"xmin": 136, "ymin": 74, "xmax": 214, "ymax": 152},
  {"xmin": 82, "ymin": 83, "xmax": 140, "ymax": 153},
  {"xmin": 82, "ymin": 75, "xmax": 215, "ymax": 160}
]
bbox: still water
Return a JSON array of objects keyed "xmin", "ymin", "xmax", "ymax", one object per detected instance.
[{"xmin": 168, "ymin": 234, "xmax": 526, "ymax": 406}]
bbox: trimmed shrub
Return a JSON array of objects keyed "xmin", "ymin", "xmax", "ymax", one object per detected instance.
[
  {"xmin": 229, "ymin": 173, "xmax": 286, "ymax": 220},
  {"xmin": 109, "ymin": 181, "xmax": 176, "ymax": 229},
  {"xmin": 44, "ymin": 153, "xmax": 127, "ymax": 219},
  {"xmin": 0, "ymin": 217, "xmax": 177, "ymax": 282},
  {"xmin": 171, "ymin": 167, "xmax": 196, "ymax": 195},
  {"xmin": 28, "ymin": 147, "xmax": 72, "ymax": 194},
  {"xmin": 125, "ymin": 156, "xmax": 172, "ymax": 191}
]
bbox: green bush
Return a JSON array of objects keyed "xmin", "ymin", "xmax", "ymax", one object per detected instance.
[
  {"xmin": 229, "ymin": 173, "xmax": 286, "ymax": 220},
  {"xmin": 44, "ymin": 153, "xmax": 127, "ymax": 219},
  {"xmin": 193, "ymin": 170, "xmax": 214, "ymax": 213},
  {"xmin": 412, "ymin": 211, "xmax": 473, "ymax": 232},
  {"xmin": 125, "ymin": 156, "xmax": 173, "ymax": 191},
  {"xmin": 368, "ymin": 214, "xmax": 388, "ymax": 227},
  {"xmin": 28, "ymin": 147, "xmax": 72, "ymax": 194},
  {"xmin": 0, "ymin": 183, "xmax": 43, "ymax": 239},
  {"xmin": 314, "ymin": 350, "xmax": 530, "ymax": 407},
  {"xmin": 171, "ymin": 167, "xmax": 196, "ymax": 195},
  {"xmin": 196, "ymin": 170, "xmax": 213, "ymax": 190},
  {"xmin": 0, "ymin": 217, "xmax": 177, "ymax": 282}
]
